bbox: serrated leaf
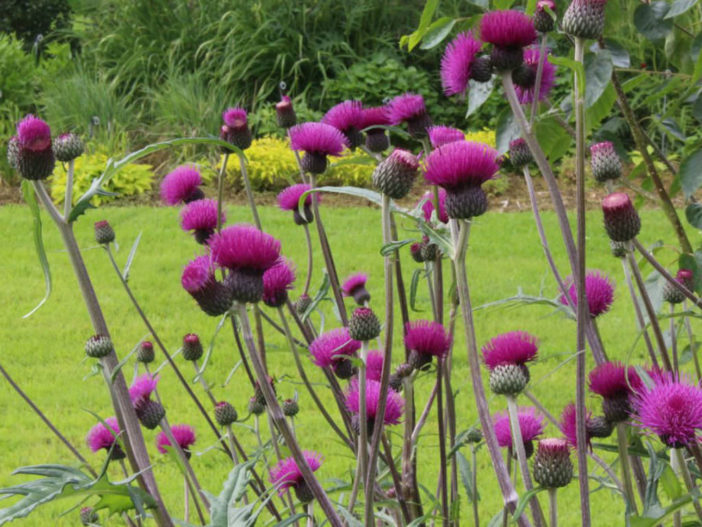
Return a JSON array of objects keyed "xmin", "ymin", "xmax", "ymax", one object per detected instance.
[
  {"xmin": 456, "ymin": 451, "xmax": 479, "ymax": 503},
  {"xmin": 209, "ymin": 459, "xmax": 256, "ymax": 527},
  {"xmin": 420, "ymin": 17, "xmax": 457, "ymax": 50},
  {"xmin": 466, "ymin": 78, "xmax": 494, "ymax": 118},
  {"xmin": 20, "ymin": 181, "xmax": 51, "ymax": 318}
]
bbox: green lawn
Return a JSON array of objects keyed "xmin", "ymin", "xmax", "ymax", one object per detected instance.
[{"xmin": 1, "ymin": 203, "xmax": 698, "ymax": 526}]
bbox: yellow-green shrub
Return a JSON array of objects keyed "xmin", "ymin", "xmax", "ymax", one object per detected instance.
[
  {"xmin": 465, "ymin": 129, "xmax": 497, "ymax": 147},
  {"xmin": 50, "ymin": 149, "xmax": 154, "ymax": 206}
]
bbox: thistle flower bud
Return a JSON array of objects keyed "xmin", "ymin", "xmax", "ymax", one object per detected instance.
[
  {"xmin": 85, "ymin": 334, "xmax": 114, "ymax": 359},
  {"xmin": 53, "ymin": 133, "xmax": 84, "ymax": 162},
  {"xmin": 275, "ymin": 95, "xmax": 297, "ymax": 129},
  {"xmin": 466, "ymin": 426, "xmax": 483, "ymax": 443},
  {"xmin": 214, "ymin": 401, "xmax": 238, "ymax": 426},
  {"xmin": 80, "ymin": 506, "xmax": 99, "ymax": 526},
  {"xmin": 372, "ymin": 148, "xmax": 419, "ymax": 199},
  {"xmin": 587, "ymin": 415, "xmax": 613, "ymax": 438},
  {"xmin": 489, "ymin": 363, "xmax": 530, "ymax": 395},
  {"xmin": 509, "ymin": 138, "xmax": 532, "ymax": 168},
  {"xmin": 295, "ymin": 294, "xmax": 312, "ymax": 314},
  {"xmin": 221, "ymin": 108, "xmax": 252, "ymax": 150},
  {"xmin": 135, "ymin": 399, "xmax": 166, "ymax": 429},
  {"xmin": 349, "ymin": 307, "xmax": 381, "ymax": 341},
  {"xmin": 13, "ymin": 116, "xmax": 55, "ymax": 180},
  {"xmin": 470, "ymin": 56, "xmax": 494, "ymax": 82},
  {"xmin": 663, "ymin": 269, "xmax": 694, "ymax": 305},
  {"xmin": 534, "ymin": 0, "xmax": 556, "ymax": 33},
  {"xmin": 410, "ymin": 242, "xmax": 425, "ymax": 263},
  {"xmin": 533, "ymin": 438, "xmax": 573, "ymax": 489},
  {"xmin": 137, "ymin": 341, "xmax": 155, "ymax": 364},
  {"xmin": 388, "ymin": 373, "xmax": 403, "ymax": 392},
  {"xmin": 254, "ymin": 376, "xmax": 276, "ymax": 406},
  {"xmin": 283, "ymin": 399, "xmax": 299, "ymax": 417},
  {"xmin": 182, "ymin": 333, "xmax": 203, "ymax": 362},
  {"xmin": 590, "ymin": 141, "xmax": 621, "ymax": 183},
  {"xmin": 563, "ymin": 0, "xmax": 607, "ymax": 40},
  {"xmin": 94, "ymin": 220, "xmax": 115, "ymax": 245},
  {"xmin": 601, "ymin": 193, "xmax": 641, "ymax": 242},
  {"xmin": 248, "ymin": 396, "xmax": 266, "ymax": 416}
]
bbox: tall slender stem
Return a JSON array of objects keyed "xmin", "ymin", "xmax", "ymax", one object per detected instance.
[
  {"xmin": 359, "ymin": 341, "xmax": 370, "ymax": 497},
  {"xmin": 238, "ymin": 154, "xmax": 261, "ymax": 230},
  {"xmin": 437, "ymin": 361, "xmax": 449, "ymax": 527},
  {"xmin": 675, "ymin": 448, "xmax": 702, "ymax": 521},
  {"xmin": 683, "ymin": 301, "xmax": 701, "ymax": 380},
  {"xmin": 302, "ymin": 223, "xmax": 314, "ymax": 295},
  {"xmin": 616, "ymin": 423, "xmax": 638, "ymax": 515},
  {"xmin": 507, "ymin": 396, "xmax": 546, "ymax": 527},
  {"xmin": 471, "ymin": 444, "xmax": 480, "ymax": 527},
  {"xmin": 530, "ymin": 35, "xmax": 548, "ymax": 125},
  {"xmin": 548, "ymin": 489, "xmax": 558, "ymax": 527},
  {"xmin": 670, "ymin": 304, "xmax": 679, "ymax": 373},
  {"xmin": 63, "ymin": 159, "xmax": 75, "ymax": 219},
  {"xmin": 451, "ymin": 219, "xmax": 528, "ymax": 525},
  {"xmin": 216, "ymin": 153, "xmax": 229, "ymax": 233}
]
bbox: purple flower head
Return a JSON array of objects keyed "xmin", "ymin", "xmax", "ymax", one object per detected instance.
[
  {"xmin": 677, "ymin": 269, "xmax": 694, "ymax": 285},
  {"xmin": 156, "ymin": 424, "xmax": 196, "ymax": 454},
  {"xmin": 493, "ymin": 407, "xmax": 544, "ymax": 448},
  {"xmin": 590, "ymin": 141, "xmax": 615, "ymax": 157},
  {"xmin": 480, "ymin": 10, "xmax": 537, "ymax": 49},
  {"xmin": 386, "ymin": 93, "xmax": 427, "ymax": 125},
  {"xmin": 424, "ymin": 141, "xmax": 500, "ymax": 190},
  {"xmin": 537, "ymin": 0, "xmax": 556, "ymax": 10},
  {"xmin": 634, "ymin": 377, "xmax": 702, "ymax": 447},
  {"xmin": 342, "ymin": 272, "xmax": 368, "ymax": 298},
  {"xmin": 181, "ymin": 255, "xmax": 215, "ymax": 293},
  {"xmin": 428, "ymin": 126, "xmax": 465, "ymax": 148},
  {"xmin": 289, "ymin": 122, "xmax": 349, "ymax": 156},
  {"xmin": 222, "ymin": 107, "xmax": 248, "ymax": 129},
  {"xmin": 322, "ymin": 100, "xmax": 364, "ymax": 135},
  {"xmin": 180, "ymin": 199, "xmax": 224, "ymax": 241},
  {"xmin": 404, "ymin": 320, "xmax": 452, "ymax": 359},
  {"xmin": 208, "ymin": 224, "xmax": 281, "ymax": 271},
  {"xmin": 270, "ymin": 451, "xmax": 323, "ymax": 494},
  {"xmin": 441, "ymin": 32, "xmax": 483, "ymax": 96},
  {"xmin": 129, "ymin": 374, "xmax": 159, "ymax": 406},
  {"xmin": 86, "ymin": 417, "xmax": 121, "ymax": 452},
  {"xmin": 514, "ymin": 47, "xmax": 556, "ymax": 104},
  {"xmin": 481, "ymin": 331, "xmax": 538, "ymax": 370},
  {"xmin": 366, "ymin": 349, "xmax": 385, "ymax": 382},
  {"xmin": 17, "ymin": 115, "xmax": 51, "ymax": 151},
  {"xmin": 277, "ymin": 184, "xmax": 318, "ymax": 211},
  {"xmin": 262, "ymin": 258, "xmax": 296, "ymax": 307},
  {"xmin": 560, "ymin": 403, "xmax": 592, "ymax": 449},
  {"xmin": 309, "ymin": 328, "xmax": 361, "ymax": 368},
  {"xmin": 346, "ymin": 379, "xmax": 404, "ymax": 425},
  {"xmin": 360, "ymin": 106, "xmax": 391, "ymax": 129},
  {"xmin": 160, "ymin": 165, "xmax": 203, "ymax": 205},
  {"xmin": 560, "ymin": 270, "xmax": 615, "ymax": 318},
  {"xmin": 420, "ymin": 189, "xmax": 449, "ymax": 224},
  {"xmin": 589, "ymin": 361, "xmax": 642, "ymax": 399}
]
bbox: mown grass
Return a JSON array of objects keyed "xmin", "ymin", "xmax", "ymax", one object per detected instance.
[{"xmin": 1, "ymin": 203, "xmax": 699, "ymax": 526}]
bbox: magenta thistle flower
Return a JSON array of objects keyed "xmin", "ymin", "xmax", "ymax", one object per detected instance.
[
  {"xmin": 346, "ymin": 378, "xmax": 405, "ymax": 426},
  {"xmin": 480, "ymin": 10, "xmax": 537, "ymax": 49},
  {"xmin": 404, "ymin": 320, "xmax": 452, "ymax": 359},
  {"xmin": 361, "ymin": 106, "xmax": 391, "ymax": 129},
  {"xmin": 366, "ymin": 349, "xmax": 385, "ymax": 382},
  {"xmin": 420, "ymin": 189, "xmax": 449, "ymax": 224},
  {"xmin": 514, "ymin": 47, "xmax": 556, "ymax": 104},
  {"xmin": 589, "ymin": 362, "xmax": 642, "ymax": 399},
  {"xmin": 560, "ymin": 403, "xmax": 592, "ymax": 449},
  {"xmin": 270, "ymin": 451, "xmax": 323, "ymax": 496},
  {"xmin": 289, "ymin": 122, "xmax": 348, "ymax": 156},
  {"xmin": 481, "ymin": 331, "xmax": 538, "ymax": 370},
  {"xmin": 181, "ymin": 254, "xmax": 233, "ymax": 315},
  {"xmin": 17, "ymin": 115, "xmax": 51, "ymax": 151},
  {"xmin": 309, "ymin": 328, "xmax": 361, "ymax": 368},
  {"xmin": 560, "ymin": 270, "xmax": 615, "ymax": 318},
  {"xmin": 129, "ymin": 374, "xmax": 159, "ymax": 406},
  {"xmin": 180, "ymin": 199, "xmax": 225, "ymax": 244},
  {"xmin": 385, "ymin": 93, "xmax": 432, "ymax": 138},
  {"xmin": 322, "ymin": 100, "xmax": 365, "ymax": 148},
  {"xmin": 493, "ymin": 407, "xmax": 544, "ymax": 448},
  {"xmin": 341, "ymin": 272, "xmax": 370, "ymax": 305},
  {"xmin": 86, "ymin": 417, "xmax": 121, "ymax": 452},
  {"xmin": 221, "ymin": 107, "xmax": 252, "ymax": 149},
  {"xmin": 277, "ymin": 183, "xmax": 318, "ymax": 224},
  {"xmin": 262, "ymin": 258, "xmax": 296, "ymax": 308},
  {"xmin": 634, "ymin": 377, "xmax": 702, "ymax": 447},
  {"xmin": 428, "ymin": 126, "xmax": 465, "ymax": 148},
  {"xmin": 441, "ymin": 32, "xmax": 483, "ymax": 96},
  {"xmin": 208, "ymin": 224, "xmax": 281, "ymax": 271},
  {"xmin": 181, "ymin": 255, "xmax": 215, "ymax": 293},
  {"xmin": 156, "ymin": 424, "xmax": 196, "ymax": 454},
  {"xmin": 160, "ymin": 165, "xmax": 204, "ymax": 205},
  {"xmin": 424, "ymin": 140, "xmax": 500, "ymax": 190},
  {"xmin": 222, "ymin": 107, "xmax": 247, "ymax": 128}
]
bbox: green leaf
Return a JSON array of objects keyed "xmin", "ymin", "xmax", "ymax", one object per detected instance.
[
  {"xmin": 495, "ymin": 108, "xmax": 520, "ymax": 154},
  {"xmin": 534, "ymin": 117, "xmax": 571, "ymax": 162},
  {"xmin": 456, "ymin": 451, "xmax": 479, "ymax": 503},
  {"xmin": 686, "ymin": 203, "xmax": 702, "ymax": 229},
  {"xmin": 549, "ymin": 55, "xmax": 586, "ymax": 95},
  {"xmin": 586, "ymin": 83, "xmax": 616, "ymax": 132},
  {"xmin": 410, "ymin": 268, "xmax": 425, "ymax": 313},
  {"xmin": 680, "ymin": 149, "xmax": 702, "ymax": 198},
  {"xmin": 380, "ymin": 239, "xmax": 413, "ymax": 256},
  {"xmin": 659, "ymin": 466, "xmax": 683, "ymax": 501},
  {"xmin": 273, "ymin": 513, "xmax": 309, "ymax": 526},
  {"xmin": 302, "ymin": 186, "xmax": 383, "ymax": 207},
  {"xmin": 631, "ymin": 488, "xmax": 702, "ymax": 526},
  {"xmin": 302, "ymin": 272, "xmax": 331, "ymax": 322},
  {"xmin": 665, "ymin": 0, "xmax": 698, "ymax": 18},
  {"xmin": 418, "ymin": 222, "xmax": 454, "ymax": 260},
  {"xmin": 420, "ymin": 17, "xmax": 457, "ymax": 50},
  {"xmin": 512, "ymin": 487, "xmax": 547, "ymax": 521},
  {"xmin": 634, "ymin": 2, "xmax": 673, "ymax": 41},
  {"xmin": 122, "ymin": 232, "xmax": 142, "ymax": 282},
  {"xmin": 209, "ymin": 459, "xmax": 257, "ymax": 527},
  {"xmin": 584, "ymin": 50, "xmax": 613, "ymax": 109},
  {"xmin": 466, "ymin": 78, "xmax": 494, "ymax": 118},
  {"xmin": 406, "ymin": 0, "xmax": 439, "ymax": 51},
  {"xmin": 20, "ymin": 180, "xmax": 51, "ymax": 319},
  {"xmin": 494, "ymin": 0, "xmax": 514, "ymax": 8}
]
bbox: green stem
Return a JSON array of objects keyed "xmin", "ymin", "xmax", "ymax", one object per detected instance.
[
  {"xmin": 548, "ymin": 488, "xmax": 557, "ymax": 527},
  {"xmin": 359, "ymin": 341, "xmax": 369, "ymax": 494},
  {"xmin": 302, "ymin": 223, "xmax": 314, "ymax": 295},
  {"xmin": 675, "ymin": 448, "xmax": 702, "ymax": 521},
  {"xmin": 620, "ymin": 257, "xmax": 659, "ymax": 368},
  {"xmin": 683, "ymin": 301, "xmax": 701, "ymax": 380},
  {"xmin": 217, "ymin": 153, "xmax": 228, "ymax": 232},
  {"xmin": 616, "ymin": 423, "xmax": 638, "ymax": 515},
  {"xmin": 63, "ymin": 159, "xmax": 74, "ymax": 219},
  {"xmin": 471, "ymin": 444, "xmax": 479, "ymax": 527},
  {"xmin": 437, "ymin": 360, "xmax": 449, "ymax": 527}
]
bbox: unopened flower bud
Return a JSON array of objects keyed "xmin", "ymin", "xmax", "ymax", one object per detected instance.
[
  {"xmin": 214, "ymin": 401, "xmax": 238, "ymax": 426},
  {"xmin": 283, "ymin": 399, "xmax": 299, "ymax": 417},
  {"xmin": 533, "ymin": 438, "xmax": 573, "ymax": 489},
  {"xmin": 601, "ymin": 193, "xmax": 641, "ymax": 242},
  {"xmin": 182, "ymin": 333, "xmax": 203, "ymax": 362},
  {"xmin": 94, "ymin": 220, "xmax": 115, "ymax": 245},
  {"xmin": 349, "ymin": 307, "xmax": 381, "ymax": 341},
  {"xmin": 137, "ymin": 341, "xmax": 155, "ymax": 363},
  {"xmin": 85, "ymin": 334, "xmax": 113, "ymax": 359}
]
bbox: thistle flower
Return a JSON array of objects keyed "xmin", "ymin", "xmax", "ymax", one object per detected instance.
[
  {"xmin": 533, "ymin": 438, "xmax": 573, "ymax": 489},
  {"xmin": 94, "ymin": 220, "xmax": 115, "ymax": 245},
  {"xmin": 289, "ymin": 122, "xmax": 349, "ymax": 174},
  {"xmin": 262, "ymin": 258, "xmax": 296, "ymax": 308},
  {"xmin": 509, "ymin": 138, "xmax": 533, "ymax": 168},
  {"xmin": 428, "ymin": 126, "xmax": 465, "ymax": 148},
  {"xmin": 160, "ymin": 166, "xmax": 204, "ymax": 205},
  {"xmin": 181, "ymin": 255, "xmax": 233, "ymax": 316},
  {"xmin": 180, "ymin": 199, "xmax": 225, "ymax": 244},
  {"xmin": 283, "ymin": 399, "xmax": 299, "ymax": 417},
  {"xmin": 420, "ymin": 189, "xmax": 449, "ymax": 224},
  {"xmin": 424, "ymin": 140, "xmax": 500, "ymax": 219},
  {"xmin": 270, "ymin": 451, "xmax": 323, "ymax": 503},
  {"xmin": 341, "ymin": 272, "xmax": 371, "ymax": 305},
  {"xmin": 208, "ymin": 224, "xmax": 282, "ymax": 303},
  {"xmin": 634, "ymin": 377, "xmax": 702, "ymax": 447},
  {"xmin": 560, "ymin": 270, "xmax": 615, "ymax": 318},
  {"xmin": 534, "ymin": 0, "xmax": 556, "ymax": 33},
  {"xmin": 221, "ymin": 107, "xmax": 252, "ymax": 150},
  {"xmin": 349, "ymin": 307, "xmax": 382, "ymax": 341},
  {"xmin": 562, "ymin": 0, "xmax": 608, "ymax": 40},
  {"xmin": 480, "ymin": 10, "xmax": 537, "ymax": 71},
  {"xmin": 513, "ymin": 47, "xmax": 556, "ymax": 104},
  {"xmin": 560, "ymin": 403, "xmax": 611, "ymax": 447},
  {"xmin": 277, "ymin": 184, "xmax": 318, "ymax": 225},
  {"xmin": 13, "ymin": 115, "xmax": 55, "ymax": 180},
  {"xmin": 483, "ymin": 331, "xmax": 538, "ymax": 395},
  {"xmin": 276, "ymin": 95, "xmax": 297, "ymax": 128},
  {"xmin": 129, "ymin": 374, "xmax": 159, "ymax": 406},
  {"xmin": 493, "ymin": 407, "xmax": 544, "ymax": 456},
  {"xmin": 53, "ymin": 132, "xmax": 84, "ymax": 162},
  {"xmin": 86, "ymin": 417, "xmax": 123, "ymax": 459},
  {"xmin": 589, "ymin": 362, "xmax": 641, "ymax": 423},
  {"xmin": 130, "ymin": 374, "xmax": 165, "ymax": 429},
  {"xmin": 405, "ymin": 320, "xmax": 452, "ymax": 371},
  {"xmin": 360, "ymin": 106, "xmax": 391, "ymax": 153},
  {"xmin": 601, "ymin": 193, "xmax": 641, "ymax": 242},
  {"xmin": 386, "ymin": 93, "xmax": 432, "ymax": 139},
  {"xmin": 366, "ymin": 349, "xmax": 385, "ymax": 382},
  {"xmin": 309, "ymin": 328, "xmax": 361, "ymax": 379},
  {"xmin": 156, "ymin": 424, "xmax": 196, "ymax": 457},
  {"xmin": 440, "ymin": 32, "xmax": 483, "ymax": 96},
  {"xmin": 322, "ymin": 100, "xmax": 365, "ymax": 149},
  {"xmin": 372, "ymin": 148, "xmax": 419, "ymax": 199},
  {"xmin": 346, "ymin": 378, "xmax": 405, "ymax": 430},
  {"xmin": 590, "ymin": 141, "xmax": 621, "ymax": 182},
  {"xmin": 663, "ymin": 269, "xmax": 694, "ymax": 305}
]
